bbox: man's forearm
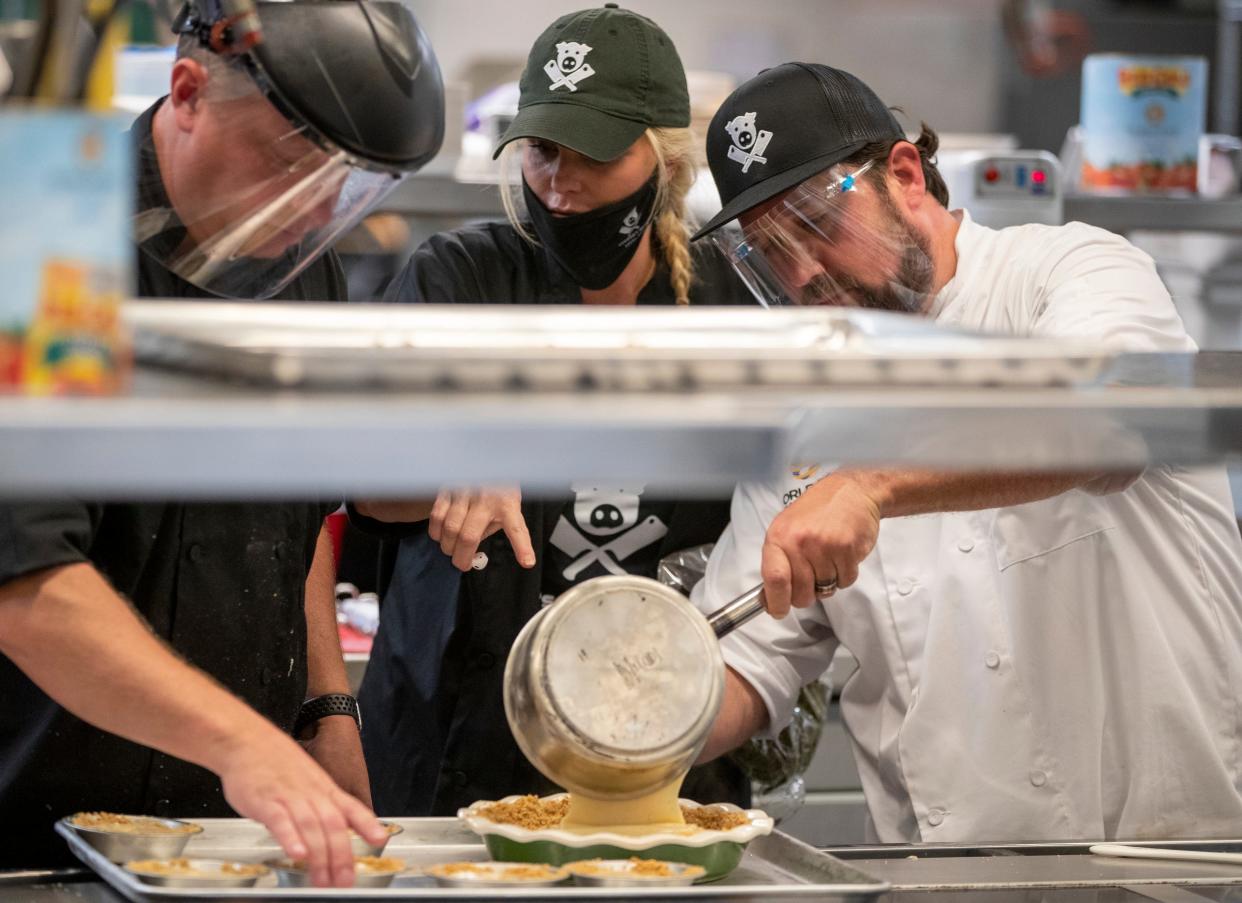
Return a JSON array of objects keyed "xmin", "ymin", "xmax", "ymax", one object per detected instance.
[
  {"xmin": 304, "ymin": 526, "xmax": 350, "ymax": 699},
  {"xmin": 0, "ymin": 562, "xmax": 279, "ymax": 776},
  {"xmin": 845, "ymin": 468, "xmax": 1098, "ymax": 519},
  {"xmin": 698, "ymin": 668, "xmax": 769, "ymax": 763}
]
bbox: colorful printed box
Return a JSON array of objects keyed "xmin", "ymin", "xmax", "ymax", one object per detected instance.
[{"xmin": 0, "ymin": 111, "xmax": 132, "ymax": 394}]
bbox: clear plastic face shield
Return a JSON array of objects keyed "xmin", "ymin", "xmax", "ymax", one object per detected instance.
[
  {"xmin": 140, "ymin": 0, "xmax": 447, "ymax": 300},
  {"xmin": 135, "ymin": 56, "xmax": 404, "ymax": 299},
  {"xmin": 710, "ymin": 160, "xmax": 936, "ymax": 313}
]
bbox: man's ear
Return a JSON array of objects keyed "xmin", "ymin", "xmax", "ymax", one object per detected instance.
[
  {"xmin": 168, "ymin": 58, "xmax": 209, "ymax": 132},
  {"xmin": 886, "ymin": 141, "xmax": 927, "ymax": 211}
]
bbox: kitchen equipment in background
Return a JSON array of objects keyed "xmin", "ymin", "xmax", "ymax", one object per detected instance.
[
  {"xmin": 1079, "ymin": 53, "xmax": 1208, "ymax": 194},
  {"xmin": 1198, "ymin": 133, "xmax": 1242, "ymax": 198},
  {"xmin": 112, "ymin": 43, "xmax": 174, "ymax": 115},
  {"xmin": 1215, "ymin": 0, "xmax": 1242, "ymax": 137},
  {"xmin": 938, "ymin": 149, "xmax": 1063, "ymax": 227}
]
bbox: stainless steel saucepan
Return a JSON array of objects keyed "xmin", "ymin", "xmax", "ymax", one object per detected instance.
[{"xmin": 503, "ymin": 576, "xmax": 767, "ymax": 800}]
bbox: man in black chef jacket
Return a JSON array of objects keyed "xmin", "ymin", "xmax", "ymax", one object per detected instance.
[{"xmin": 0, "ymin": 0, "xmax": 442, "ymax": 886}]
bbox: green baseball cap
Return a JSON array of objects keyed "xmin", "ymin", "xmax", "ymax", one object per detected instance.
[{"xmin": 493, "ymin": 3, "xmax": 690, "ymax": 162}]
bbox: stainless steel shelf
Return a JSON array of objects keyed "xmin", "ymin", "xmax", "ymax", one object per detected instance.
[
  {"xmin": 1, "ymin": 353, "xmax": 1241, "ymax": 499},
  {"xmin": 1064, "ymin": 194, "xmax": 1242, "ymax": 233}
]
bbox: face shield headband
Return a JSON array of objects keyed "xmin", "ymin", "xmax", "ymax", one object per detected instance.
[{"xmin": 709, "ymin": 159, "xmax": 935, "ymax": 313}]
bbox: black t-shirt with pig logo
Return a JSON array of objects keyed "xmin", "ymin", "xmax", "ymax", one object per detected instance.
[{"xmin": 541, "ymin": 484, "xmax": 677, "ymax": 602}]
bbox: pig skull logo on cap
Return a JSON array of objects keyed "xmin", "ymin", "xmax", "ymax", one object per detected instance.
[
  {"xmin": 545, "ymin": 41, "xmax": 595, "ymax": 92},
  {"xmin": 725, "ymin": 112, "xmax": 772, "ymax": 173}
]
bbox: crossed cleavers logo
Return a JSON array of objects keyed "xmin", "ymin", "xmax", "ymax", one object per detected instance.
[
  {"xmin": 618, "ymin": 207, "xmax": 642, "ymax": 246},
  {"xmin": 548, "ymin": 484, "xmax": 669, "ymax": 581},
  {"xmin": 545, "ymin": 41, "xmax": 596, "ymax": 92},
  {"xmin": 724, "ymin": 111, "xmax": 772, "ymax": 173}
]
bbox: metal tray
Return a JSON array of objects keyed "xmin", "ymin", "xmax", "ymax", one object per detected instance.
[
  {"xmin": 126, "ymin": 301, "xmax": 1112, "ymax": 391},
  {"xmin": 58, "ymin": 816, "xmax": 890, "ymax": 901}
]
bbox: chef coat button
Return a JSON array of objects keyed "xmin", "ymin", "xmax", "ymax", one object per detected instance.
[
  {"xmin": 273, "ymin": 542, "xmax": 287, "ymax": 561},
  {"xmin": 985, "ymin": 651, "xmax": 1001, "ymax": 669},
  {"xmin": 927, "ymin": 808, "xmax": 945, "ymax": 827},
  {"xmin": 957, "ymin": 538, "xmax": 975, "ymax": 553},
  {"xmin": 475, "ymin": 652, "xmax": 496, "ymax": 670},
  {"xmin": 451, "ymin": 769, "xmax": 468, "ymax": 788},
  {"xmin": 187, "ymin": 543, "xmax": 203, "ymax": 562},
  {"xmin": 1029, "ymin": 770, "xmax": 1047, "ymax": 787},
  {"xmin": 260, "ymin": 666, "xmax": 273, "ymax": 686},
  {"xmin": 897, "ymin": 579, "xmax": 914, "ymax": 596},
  {"xmin": 154, "ymin": 799, "xmax": 171, "ymax": 816}
]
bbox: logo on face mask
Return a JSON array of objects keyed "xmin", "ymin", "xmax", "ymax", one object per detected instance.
[
  {"xmin": 618, "ymin": 207, "xmax": 642, "ymax": 245},
  {"xmin": 545, "ymin": 41, "xmax": 595, "ymax": 92},
  {"xmin": 724, "ymin": 112, "xmax": 772, "ymax": 173}
]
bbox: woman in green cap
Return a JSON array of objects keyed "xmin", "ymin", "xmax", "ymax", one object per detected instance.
[{"xmin": 355, "ymin": 5, "xmax": 754, "ymax": 817}]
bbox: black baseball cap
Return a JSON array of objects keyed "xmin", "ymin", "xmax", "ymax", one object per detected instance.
[
  {"xmin": 692, "ymin": 63, "xmax": 904, "ymax": 240},
  {"xmin": 493, "ymin": 3, "xmax": 690, "ymax": 162}
]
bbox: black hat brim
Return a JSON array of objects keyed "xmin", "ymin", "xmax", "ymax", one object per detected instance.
[{"xmin": 691, "ymin": 139, "xmax": 869, "ymax": 241}]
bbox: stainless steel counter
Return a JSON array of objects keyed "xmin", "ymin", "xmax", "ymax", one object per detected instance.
[
  {"xmin": 825, "ymin": 841, "xmax": 1242, "ymax": 892},
  {"xmin": 10, "ymin": 842, "xmax": 1242, "ymax": 902},
  {"xmin": 0, "ymin": 886, "xmax": 117, "ymax": 903},
  {"xmin": 0, "ymin": 872, "xmax": 115, "ymax": 902},
  {"xmin": 1063, "ymin": 195, "xmax": 1242, "ymax": 234}
]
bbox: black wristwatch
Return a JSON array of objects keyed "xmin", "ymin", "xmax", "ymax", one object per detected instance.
[{"xmin": 295, "ymin": 694, "xmax": 362, "ymax": 737}]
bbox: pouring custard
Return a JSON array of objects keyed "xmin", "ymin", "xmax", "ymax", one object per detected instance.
[
  {"xmin": 562, "ymin": 779, "xmax": 687, "ymax": 832},
  {"xmin": 503, "ymin": 576, "xmax": 728, "ymax": 831}
]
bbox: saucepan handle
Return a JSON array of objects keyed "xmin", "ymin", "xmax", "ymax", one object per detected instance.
[{"xmin": 706, "ymin": 583, "xmax": 766, "ymax": 639}]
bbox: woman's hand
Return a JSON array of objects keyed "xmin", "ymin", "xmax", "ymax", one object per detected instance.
[{"xmin": 428, "ymin": 488, "xmax": 536, "ymax": 572}]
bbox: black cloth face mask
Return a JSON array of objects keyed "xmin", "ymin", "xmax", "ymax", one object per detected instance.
[{"xmin": 522, "ymin": 172, "xmax": 659, "ymax": 290}]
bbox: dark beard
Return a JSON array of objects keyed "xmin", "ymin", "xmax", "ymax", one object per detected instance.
[{"xmin": 800, "ymin": 196, "xmax": 934, "ymax": 313}]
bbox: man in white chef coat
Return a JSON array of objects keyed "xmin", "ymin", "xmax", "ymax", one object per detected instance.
[{"xmin": 690, "ymin": 62, "xmax": 1242, "ymax": 842}]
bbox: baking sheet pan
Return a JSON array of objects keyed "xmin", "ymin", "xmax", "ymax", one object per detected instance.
[
  {"xmin": 126, "ymin": 302, "xmax": 1113, "ymax": 391},
  {"xmin": 57, "ymin": 816, "xmax": 890, "ymax": 901}
]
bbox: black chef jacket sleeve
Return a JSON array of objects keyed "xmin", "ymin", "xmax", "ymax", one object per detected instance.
[
  {"xmin": 344, "ymin": 502, "xmax": 430, "ymax": 540},
  {"xmin": 383, "ymin": 229, "xmax": 491, "ymax": 304},
  {"xmin": 0, "ymin": 502, "xmax": 100, "ymax": 586}
]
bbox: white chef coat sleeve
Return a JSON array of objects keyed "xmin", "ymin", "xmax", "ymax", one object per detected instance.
[
  {"xmin": 691, "ymin": 478, "xmax": 838, "ymax": 737},
  {"xmin": 1031, "ymin": 223, "xmax": 1196, "ymax": 352}
]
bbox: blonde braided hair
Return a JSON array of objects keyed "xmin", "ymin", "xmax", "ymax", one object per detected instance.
[
  {"xmin": 499, "ymin": 127, "xmax": 700, "ymax": 305},
  {"xmin": 646, "ymin": 127, "xmax": 697, "ymax": 306}
]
